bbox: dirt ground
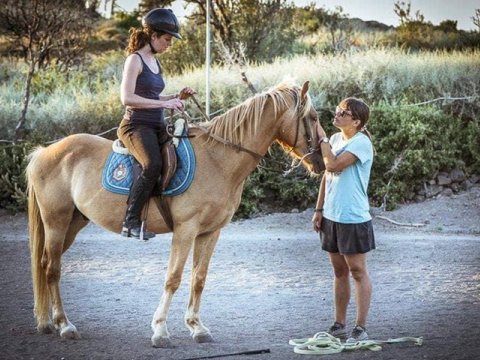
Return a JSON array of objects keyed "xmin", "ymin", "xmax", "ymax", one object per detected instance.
[{"xmin": 0, "ymin": 189, "xmax": 479, "ymax": 360}]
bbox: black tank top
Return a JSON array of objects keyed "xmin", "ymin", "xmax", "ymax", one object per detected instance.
[{"xmin": 124, "ymin": 52, "xmax": 165, "ymax": 127}]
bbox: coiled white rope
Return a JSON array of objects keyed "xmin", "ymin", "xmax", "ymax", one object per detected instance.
[{"xmin": 289, "ymin": 332, "xmax": 423, "ymax": 355}]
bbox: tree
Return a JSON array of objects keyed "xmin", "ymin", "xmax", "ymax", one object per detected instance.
[
  {"xmin": 322, "ymin": 6, "xmax": 353, "ymax": 53},
  {"xmin": 85, "ymin": 0, "xmax": 101, "ymax": 14},
  {"xmin": 393, "ymin": 0, "xmax": 434, "ymax": 49},
  {"xmin": 473, "ymin": 9, "xmax": 480, "ymax": 32},
  {"xmin": 1, "ymin": 0, "xmax": 95, "ymax": 140},
  {"xmin": 185, "ymin": 0, "xmax": 296, "ymax": 64},
  {"xmin": 436, "ymin": 20, "xmax": 457, "ymax": 33},
  {"xmin": 394, "ymin": 0, "xmax": 425, "ymax": 25},
  {"xmin": 137, "ymin": 0, "xmax": 176, "ymax": 14}
]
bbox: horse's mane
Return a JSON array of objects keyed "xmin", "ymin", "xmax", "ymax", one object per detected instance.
[{"xmin": 205, "ymin": 80, "xmax": 312, "ymax": 146}]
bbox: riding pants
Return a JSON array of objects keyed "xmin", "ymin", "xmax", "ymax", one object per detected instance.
[{"xmin": 117, "ymin": 118, "xmax": 169, "ymax": 227}]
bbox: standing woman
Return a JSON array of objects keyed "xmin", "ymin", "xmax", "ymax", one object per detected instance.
[
  {"xmin": 312, "ymin": 98, "xmax": 375, "ymax": 342},
  {"xmin": 118, "ymin": 8, "xmax": 195, "ymax": 240}
]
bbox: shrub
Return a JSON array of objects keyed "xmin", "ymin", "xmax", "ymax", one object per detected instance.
[
  {"xmin": 1, "ymin": 48, "xmax": 479, "ymax": 214},
  {"xmin": 368, "ymin": 104, "xmax": 466, "ymax": 209},
  {"xmin": 0, "ymin": 143, "xmax": 32, "ymax": 212},
  {"xmin": 236, "ymin": 145, "xmax": 320, "ymax": 218}
]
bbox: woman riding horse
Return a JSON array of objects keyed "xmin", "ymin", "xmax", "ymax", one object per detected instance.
[{"xmin": 119, "ymin": 8, "xmax": 195, "ymax": 240}]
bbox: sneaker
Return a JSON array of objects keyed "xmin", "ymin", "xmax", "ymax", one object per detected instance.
[
  {"xmin": 327, "ymin": 321, "xmax": 347, "ymax": 339},
  {"xmin": 346, "ymin": 325, "xmax": 368, "ymax": 343}
]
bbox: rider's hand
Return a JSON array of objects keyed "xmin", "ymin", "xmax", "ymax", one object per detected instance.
[
  {"xmin": 312, "ymin": 211, "xmax": 323, "ymax": 233},
  {"xmin": 178, "ymin": 87, "xmax": 196, "ymax": 100},
  {"xmin": 164, "ymin": 98, "xmax": 184, "ymax": 111}
]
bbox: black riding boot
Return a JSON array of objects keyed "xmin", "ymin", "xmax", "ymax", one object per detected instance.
[{"xmin": 121, "ymin": 174, "xmax": 157, "ymax": 240}]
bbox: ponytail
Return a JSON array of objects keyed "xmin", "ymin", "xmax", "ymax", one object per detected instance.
[
  {"xmin": 126, "ymin": 27, "xmax": 153, "ymax": 55},
  {"xmin": 360, "ymin": 125, "xmax": 373, "ymax": 141}
]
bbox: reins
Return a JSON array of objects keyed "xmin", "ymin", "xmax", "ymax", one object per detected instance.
[
  {"xmin": 172, "ymin": 93, "xmax": 319, "ymax": 171},
  {"xmin": 181, "ymin": 94, "xmax": 265, "ymax": 161},
  {"xmin": 190, "ymin": 121, "xmax": 265, "ymax": 160}
]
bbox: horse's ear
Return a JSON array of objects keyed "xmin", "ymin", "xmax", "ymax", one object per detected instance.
[{"xmin": 300, "ymin": 81, "xmax": 310, "ymax": 102}]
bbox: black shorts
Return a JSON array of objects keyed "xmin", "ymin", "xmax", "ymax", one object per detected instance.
[{"xmin": 320, "ymin": 217, "xmax": 375, "ymax": 255}]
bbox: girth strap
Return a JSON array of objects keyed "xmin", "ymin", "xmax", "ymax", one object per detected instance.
[{"xmin": 153, "ymin": 196, "xmax": 174, "ymax": 231}]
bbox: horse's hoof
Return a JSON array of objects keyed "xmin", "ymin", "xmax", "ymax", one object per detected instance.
[
  {"xmin": 37, "ymin": 322, "xmax": 55, "ymax": 334},
  {"xmin": 152, "ymin": 335, "xmax": 174, "ymax": 348},
  {"xmin": 60, "ymin": 325, "xmax": 81, "ymax": 340},
  {"xmin": 193, "ymin": 332, "xmax": 214, "ymax": 343}
]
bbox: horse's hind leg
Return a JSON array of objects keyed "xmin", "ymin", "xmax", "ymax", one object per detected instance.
[
  {"xmin": 43, "ymin": 211, "xmax": 81, "ymax": 339},
  {"xmin": 63, "ymin": 209, "xmax": 89, "ymax": 253},
  {"xmin": 185, "ymin": 229, "xmax": 220, "ymax": 343}
]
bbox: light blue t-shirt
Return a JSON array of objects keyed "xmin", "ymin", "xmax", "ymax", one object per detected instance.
[{"xmin": 323, "ymin": 132, "xmax": 373, "ymax": 224}]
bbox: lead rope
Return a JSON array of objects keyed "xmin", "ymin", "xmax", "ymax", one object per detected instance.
[
  {"xmin": 283, "ymin": 150, "xmax": 319, "ymax": 176},
  {"xmin": 289, "ymin": 332, "xmax": 423, "ymax": 355}
]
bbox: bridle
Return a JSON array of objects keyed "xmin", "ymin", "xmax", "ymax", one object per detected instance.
[{"xmin": 285, "ymin": 94, "xmax": 320, "ymax": 163}]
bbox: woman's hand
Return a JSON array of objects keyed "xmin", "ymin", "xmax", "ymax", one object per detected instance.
[
  {"xmin": 178, "ymin": 87, "xmax": 196, "ymax": 100},
  {"xmin": 312, "ymin": 211, "xmax": 323, "ymax": 232},
  {"xmin": 163, "ymin": 98, "xmax": 184, "ymax": 111}
]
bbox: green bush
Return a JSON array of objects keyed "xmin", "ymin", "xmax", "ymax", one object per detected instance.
[
  {"xmin": 1, "ymin": 48, "xmax": 479, "ymax": 214},
  {"xmin": 368, "ymin": 104, "xmax": 470, "ymax": 209},
  {"xmin": 0, "ymin": 143, "xmax": 32, "ymax": 211},
  {"xmin": 236, "ymin": 145, "xmax": 320, "ymax": 218}
]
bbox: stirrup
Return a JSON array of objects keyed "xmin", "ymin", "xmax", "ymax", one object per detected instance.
[{"xmin": 121, "ymin": 222, "xmax": 155, "ymax": 241}]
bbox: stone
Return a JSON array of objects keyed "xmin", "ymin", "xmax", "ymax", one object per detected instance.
[
  {"xmin": 461, "ymin": 180, "xmax": 473, "ymax": 191},
  {"xmin": 437, "ymin": 174, "xmax": 452, "ymax": 186},
  {"xmin": 428, "ymin": 179, "xmax": 436, "ymax": 185},
  {"xmin": 469, "ymin": 175, "xmax": 479, "ymax": 184},
  {"xmin": 426, "ymin": 184, "xmax": 443, "ymax": 198},
  {"xmin": 414, "ymin": 195, "xmax": 425, "ymax": 202},
  {"xmin": 451, "ymin": 183, "xmax": 461, "ymax": 192},
  {"xmin": 450, "ymin": 168, "xmax": 466, "ymax": 183},
  {"xmin": 441, "ymin": 188, "xmax": 454, "ymax": 197}
]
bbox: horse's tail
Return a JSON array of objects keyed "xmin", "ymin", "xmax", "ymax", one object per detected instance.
[{"xmin": 27, "ymin": 147, "xmax": 49, "ymax": 326}]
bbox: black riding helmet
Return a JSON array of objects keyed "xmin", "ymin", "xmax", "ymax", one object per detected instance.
[{"xmin": 142, "ymin": 8, "xmax": 182, "ymax": 39}]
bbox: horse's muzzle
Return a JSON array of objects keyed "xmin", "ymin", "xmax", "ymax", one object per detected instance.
[{"xmin": 307, "ymin": 151, "xmax": 325, "ymax": 174}]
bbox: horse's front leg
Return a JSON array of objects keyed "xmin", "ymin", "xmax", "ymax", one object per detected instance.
[
  {"xmin": 151, "ymin": 226, "xmax": 196, "ymax": 348},
  {"xmin": 185, "ymin": 229, "xmax": 221, "ymax": 343}
]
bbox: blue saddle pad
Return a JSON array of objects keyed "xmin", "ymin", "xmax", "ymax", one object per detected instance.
[{"xmin": 102, "ymin": 134, "xmax": 196, "ymax": 197}]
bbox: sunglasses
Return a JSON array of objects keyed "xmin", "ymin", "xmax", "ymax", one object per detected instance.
[{"xmin": 335, "ymin": 106, "xmax": 353, "ymax": 118}]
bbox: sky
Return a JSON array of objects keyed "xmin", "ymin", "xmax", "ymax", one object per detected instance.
[{"xmin": 115, "ymin": 0, "xmax": 478, "ymax": 31}]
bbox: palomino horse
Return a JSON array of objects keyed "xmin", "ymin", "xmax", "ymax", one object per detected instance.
[{"xmin": 27, "ymin": 80, "xmax": 325, "ymax": 347}]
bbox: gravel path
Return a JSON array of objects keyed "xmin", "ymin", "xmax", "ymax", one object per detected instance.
[{"xmin": 0, "ymin": 189, "xmax": 479, "ymax": 360}]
